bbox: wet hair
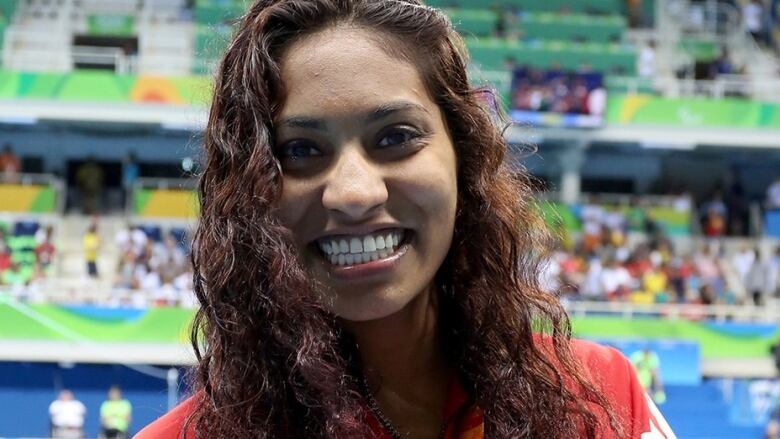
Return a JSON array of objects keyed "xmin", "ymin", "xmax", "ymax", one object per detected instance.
[{"xmin": 188, "ymin": 0, "xmax": 620, "ymax": 437}]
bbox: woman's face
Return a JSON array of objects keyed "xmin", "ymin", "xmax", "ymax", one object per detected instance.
[{"xmin": 274, "ymin": 26, "xmax": 458, "ymax": 322}]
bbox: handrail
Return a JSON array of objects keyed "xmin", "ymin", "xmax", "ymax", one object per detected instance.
[
  {"xmin": 565, "ymin": 300, "xmax": 780, "ymax": 323},
  {"xmin": 4, "ymin": 285, "xmax": 779, "ymax": 324}
]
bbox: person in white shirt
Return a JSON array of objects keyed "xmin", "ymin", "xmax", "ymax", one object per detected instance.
[
  {"xmin": 732, "ymin": 244, "xmax": 756, "ymax": 287},
  {"xmin": 599, "ymin": 258, "xmax": 634, "ymax": 300},
  {"xmin": 743, "ymin": 0, "xmax": 766, "ymax": 44},
  {"xmin": 638, "ymin": 40, "xmax": 656, "ymax": 78},
  {"xmin": 49, "ymin": 389, "xmax": 86, "ymax": 439}
]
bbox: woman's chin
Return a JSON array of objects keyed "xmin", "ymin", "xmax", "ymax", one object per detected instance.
[{"xmin": 333, "ymin": 295, "xmax": 411, "ymax": 323}]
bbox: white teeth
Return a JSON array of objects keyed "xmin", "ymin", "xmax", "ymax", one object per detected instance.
[
  {"xmin": 363, "ymin": 236, "xmax": 376, "ymax": 252},
  {"xmin": 349, "ymin": 237, "xmax": 363, "ymax": 254},
  {"xmin": 318, "ymin": 229, "xmax": 406, "ymax": 266}
]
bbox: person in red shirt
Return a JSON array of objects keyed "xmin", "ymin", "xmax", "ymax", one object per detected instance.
[{"xmin": 138, "ymin": 1, "xmax": 676, "ymax": 438}]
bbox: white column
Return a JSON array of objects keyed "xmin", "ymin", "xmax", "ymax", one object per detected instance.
[{"xmin": 558, "ymin": 143, "xmax": 586, "ymax": 204}]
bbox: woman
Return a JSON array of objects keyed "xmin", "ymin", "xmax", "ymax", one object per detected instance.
[{"xmin": 138, "ymin": 0, "xmax": 675, "ymax": 437}]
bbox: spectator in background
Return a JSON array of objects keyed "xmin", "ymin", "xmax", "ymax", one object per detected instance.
[
  {"xmin": 746, "ymin": 248, "xmax": 772, "ymax": 306},
  {"xmin": 115, "ymin": 224, "xmax": 148, "ymax": 258},
  {"xmin": 49, "ymin": 389, "xmax": 86, "ymax": 439},
  {"xmin": 630, "ymin": 347, "xmax": 666, "ymax": 405},
  {"xmin": 701, "ymin": 190, "xmax": 728, "ymax": 237},
  {"xmin": 767, "ymin": 419, "xmax": 780, "ymax": 439},
  {"xmin": 625, "ymin": 0, "xmax": 644, "ymax": 27},
  {"xmin": 121, "ymin": 152, "xmax": 139, "ymax": 209},
  {"xmin": 744, "ymin": 0, "xmax": 767, "ymax": 45},
  {"xmin": 732, "ymin": 244, "xmax": 756, "ymax": 288},
  {"xmin": 83, "ymin": 221, "xmax": 101, "ymax": 279},
  {"xmin": 76, "ymin": 157, "xmax": 105, "ymax": 215},
  {"xmin": 599, "ymin": 257, "xmax": 633, "ymax": 301},
  {"xmin": 100, "ymin": 385, "xmax": 132, "ymax": 439},
  {"xmin": 711, "ymin": 47, "xmax": 736, "ymax": 77},
  {"xmin": 767, "ymin": 177, "xmax": 780, "ymax": 208},
  {"xmin": 726, "ymin": 176, "xmax": 750, "ymax": 235},
  {"xmin": 35, "ymin": 225, "xmax": 56, "ymax": 274},
  {"xmin": 0, "ymin": 143, "xmax": 20, "ymax": 181},
  {"xmin": 638, "ymin": 40, "xmax": 656, "ymax": 78}
]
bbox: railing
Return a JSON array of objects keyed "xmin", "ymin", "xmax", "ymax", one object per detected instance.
[
  {"xmin": 565, "ymin": 300, "xmax": 780, "ymax": 323},
  {"xmin": 4, "ymin": 284, "xmax": 780, "ymax": 324},
  {"xmin": 72, "ymin": 45, "xmax": 138, "ymax": 74},
  {"xmin": 0, "ymin": 173, "xmax": 66, "ymax": 214}
]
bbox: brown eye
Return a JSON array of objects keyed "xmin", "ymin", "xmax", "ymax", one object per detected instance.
[
  {"xmin": 277, "ymin": 140, "xmax": 322, "ymax": 160},
  {"xmin": 377, "ymin": 127, "xmax": 421, "ymax": 149}
]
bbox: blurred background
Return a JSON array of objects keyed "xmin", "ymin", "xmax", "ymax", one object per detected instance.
[{"xmin": 0, "ymin": 0, "xmax": 779, "ymax": 437}]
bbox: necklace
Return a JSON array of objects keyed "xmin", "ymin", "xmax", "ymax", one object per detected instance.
[{"xmin": 358, "ymin": 373, "xmax": 449, "ymax": 439}]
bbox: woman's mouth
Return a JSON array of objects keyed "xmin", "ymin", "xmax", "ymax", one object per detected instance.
[{"xmin": 316, "ymin": 228, "xmax": 408, "ymax": 267}]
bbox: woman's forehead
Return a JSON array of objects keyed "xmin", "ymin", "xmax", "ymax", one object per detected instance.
[{"xmin": 277, "ymin": 26, "xmax": 435, "ymax": 121}]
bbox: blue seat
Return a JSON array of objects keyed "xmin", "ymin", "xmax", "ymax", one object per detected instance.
[
  {"xmin": 138, "ymin": 225, "xmax": 162, "ymax": 242},
  {"xmin": 13, "ymin": 221, "xmax": 39, "ymax": 236}
]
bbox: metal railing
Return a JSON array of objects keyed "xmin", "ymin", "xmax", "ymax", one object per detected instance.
[
  {"xmin": 71, "ymin": 46, "xmax": 138, "ymax": 74},
  {"xmin": 4, "ymin": 284, "xmax": 779, "ymax": 324},
  {"xmin": 565, "ymin": 300, "xmax": 780, "ymax": 323}
]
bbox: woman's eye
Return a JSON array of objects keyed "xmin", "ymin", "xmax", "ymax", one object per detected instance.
[
  {"xmin": 277, "ymin": 140, "xmax": 322, "ymax": 160},
  {"xmin": 377, "ymin": 128, "xmax": 420, "ymax": 148}
]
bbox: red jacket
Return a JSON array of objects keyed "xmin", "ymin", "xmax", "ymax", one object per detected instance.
[{"xmin": 135, "ymin": 339, "xmax": 675, "ymax": 438}]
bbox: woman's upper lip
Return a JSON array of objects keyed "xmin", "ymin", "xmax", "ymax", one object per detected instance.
[{"xmin": 313, "ymin": 223, "xmax": 407, "ymax": 241}]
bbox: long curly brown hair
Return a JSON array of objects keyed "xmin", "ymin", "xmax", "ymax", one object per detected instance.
[{"xmin": 187, "ymin": 0, "xmax": 620, "ymax": 437}]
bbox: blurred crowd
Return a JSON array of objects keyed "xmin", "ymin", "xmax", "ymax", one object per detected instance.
[
  {"xmin": 541, "ymin": 206, "xmax": 780, "ymax": 306},
  {"xmin": 0, "ymin": 224, "xmax": 57, "ymax": 288},
  {"xmin": 109, "ymin": 224, "xmax": 194, "ymax": 307}
]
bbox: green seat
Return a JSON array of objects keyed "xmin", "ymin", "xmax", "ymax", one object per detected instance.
[
  {"xmin": 10, "ymin": 251, "xmax": 35, "ymax": 265},
  {"xmin": 518, "ymin": 12, "xmax": 625, "ymax": 43},
  {"xmin": 426, "ymin": 0, "xmax": 623, "ymax": 15},
  {"xmin": 0, "ymin": 0, "xmax": 15, "ymax": 20},
  {"xmin": 194, "ymin": 0, "xmax": 246, "ymax": 25},
  {"xmin": 604, "ymin": 76, "xmax": 654, "ymax": 94},
  {"xmin": 678, "ymin": 38, "xmax": 719, "ymax": 62},
  {"xmin": 465, "ymin": 38, "xmax": 636, "ymax": 75},
  {"xmin": 194, "ymin": 25, "xmax": 233, "ymax": 70},
  {"xmin": 445, "ymin": 9, "xmax": 497, "ymax": 37}
]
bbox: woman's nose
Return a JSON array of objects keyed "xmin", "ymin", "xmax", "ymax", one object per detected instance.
[{"xmin": 322, "ymin": 147, "xmax": 388, "ymax": 221}]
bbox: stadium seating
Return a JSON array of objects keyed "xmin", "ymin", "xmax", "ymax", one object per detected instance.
[
  {"xmin": 425, "ymin": 0, "xmax": 623, "ymax": 15},
  {"xmin": 190, "ymin": 0, "xmax": 637, "ymax": 78},
  {"xmin": 465, "ymin": 38, "xmax": 636, "ymax": 74}
]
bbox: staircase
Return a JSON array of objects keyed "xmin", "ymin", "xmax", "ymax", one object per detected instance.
[{"xmin": 1, "ymin": 0, "xmax": 193, "ymax": 76}]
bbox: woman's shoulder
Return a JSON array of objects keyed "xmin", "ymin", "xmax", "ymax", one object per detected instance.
[
  {"xmin": 134, "ymin": 394, "xmax": 198, "ymax": 439},
  {"xmin": 567, "ymin": 338, "xmax": 677, "ymax": 438}
]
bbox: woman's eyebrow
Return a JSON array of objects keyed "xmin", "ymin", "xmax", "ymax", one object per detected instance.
[
  {"xmin": 277, "ymin": 101, "xmax": 429, "ymax": 130},
  {"xmin": 278, "ymin": 116, "xmax": 327, "ymax": 130},
  {"xmin": 365, "ymin": 101, "xmax": 430, "ymax": 123}
]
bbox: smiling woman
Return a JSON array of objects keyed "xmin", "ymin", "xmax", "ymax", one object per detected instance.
[{"xmin": 136, "ymin": 1, "xmax": 675, "ymax": 438}]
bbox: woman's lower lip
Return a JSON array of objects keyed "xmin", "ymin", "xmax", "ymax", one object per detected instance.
[{"xmin": 326, "ymin": 243, "xmax": 409, "ymax": 280}]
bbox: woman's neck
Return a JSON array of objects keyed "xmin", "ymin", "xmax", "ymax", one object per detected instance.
[{"xmin": 344, "ymin": 286, "xmax": 452, "ymax": 437}]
